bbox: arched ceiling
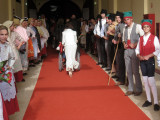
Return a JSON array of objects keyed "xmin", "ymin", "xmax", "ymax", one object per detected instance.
[
  {"xmin": 37, "ymin": 0, "xmax": 82, "ymax": 19},
  {"xmin": 33, "ymin": 0, "xmax": 84, "ymax": 11}
]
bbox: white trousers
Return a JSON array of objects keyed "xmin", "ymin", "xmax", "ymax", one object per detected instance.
[
  {"xmin": 65, "ymin": 45, "xmax": 79, "ymax": 71},
  {"xmin": 143, "ymin": 76, "xmax": 159, "ymax": 104}
]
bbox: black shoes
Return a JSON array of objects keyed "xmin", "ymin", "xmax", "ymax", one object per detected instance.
[
  {"xmin": 142, "ymin": 101, "xmax": 160, "ymax": 111},
  {"xmin": 96, "ymin": 62, "xmax": 102, "ymax": 65},
  {"xmin": 112, "ymin": 75, "xmax": 119, "ymax": 79},
  {"xmin": 154, "ymin": 104, "xmax": 160, "ymax": 111},
  {"xmin": 142, "ymin": 100, "xmax": 152, "ymax": 107},
  {"xmin": 101, "ymin": 65, "xmax": 107, "ymax": 68},
  {"xmin": 35, "ymin": 62, "xmax": 40, "ymax": 64},
  {"xmin": 105, "ymin": 68, "xmax": 111, "ymax": 71},
  {"xmin": 22, "ymin": 79, "xmax": 25, "ymax": 82},
  {"xmin": 23, "ymin": 73, "xmax": 27, "ymax": 76},
  {"xmin": 134, "ymin": 92, "xmax": 142, "ymax": 96},
  {"xmin": 29, "ymin": 64, "xmax": 35, "ymax": 67}
]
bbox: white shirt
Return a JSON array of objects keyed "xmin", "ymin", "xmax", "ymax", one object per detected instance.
[
  {"xmin": 135, "ymin": 33, "xmax": 160, "ymax": 56},
  {"xmin": 97, "ymin": 18, "xmax": 107, "ymax": 37},
  {"xmin": 62, "ymin": 29, "xmax": 77, "ymax": 46},
  {"xmin": 85, "ymin": 25, "xmax": 89, "ymax": 33},
  {"xmin": 122, "ymin": 22, "xmax": 144, "ymax": 41},
  {"xmin": 26, "ymin": 27, "xmax": 36, "ymax": 38},
  {"xmin": 93, "ymin": 24, "xmax": 100, "ymax": 36}
]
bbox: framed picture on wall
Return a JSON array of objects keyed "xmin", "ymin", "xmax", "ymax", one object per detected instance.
[{"xmin": 16, "ymin": 0, "xmax": 21, "ymax": 3}]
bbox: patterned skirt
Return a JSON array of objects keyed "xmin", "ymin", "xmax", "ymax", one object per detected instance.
[
  {"xmin": 28, "ymin": 37, "xmax": 34, "ymax": 59},
  {"xmin": 0, "ymin": 70, "xmax": 19, "ymax": 116}
]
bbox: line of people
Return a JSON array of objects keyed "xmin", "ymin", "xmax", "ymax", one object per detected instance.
[
  {"xmin": 0, "ymin": 17, "xmax": 49, "ymax": 119},
  {"xmin": 78, "ymin": 10, "xmax": 160, "ymax": 111}
]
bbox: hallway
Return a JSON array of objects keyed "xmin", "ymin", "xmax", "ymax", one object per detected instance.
[{"xmin": 9, "ymin": 47, "xmax": 159, "ymax": 120}]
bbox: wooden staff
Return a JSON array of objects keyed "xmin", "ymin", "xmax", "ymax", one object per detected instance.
[{"xmin": 108, "ymin": 38, "xmax": 120, "ymax": 86}]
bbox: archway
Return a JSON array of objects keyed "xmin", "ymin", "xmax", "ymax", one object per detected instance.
[{"xmin": 38, "ymin": 0, "xmax": 82, "ymax": 20}]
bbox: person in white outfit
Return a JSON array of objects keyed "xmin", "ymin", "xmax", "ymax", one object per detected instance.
[{"xmin": 62, "ymin": 22, "xmax": 79, "ymax": 77}]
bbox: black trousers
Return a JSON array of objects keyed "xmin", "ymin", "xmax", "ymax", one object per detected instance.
[
  {"xmin": 140, "ymin": 57, "xmax": 155, "ymax": 77},
  {"xmin": 90, "ymin": 33, "xmax": 95, "ymax": 53},
  {"xmin": 107, "ymin": 35, "xmax": 115, "ymax": 65},
  {"xmin": 86, "ymin": 31, "xmax": 93, "ymax": 51},
  {"xmin": 86, "ymin": 33, "xmax": 90, "ymax": 51},
  {"xmin": 100, "ymin": 38, "xmax": 107, "ymax": 66},
  {"xmin": 115, "ymin": 43, "xmax": 125, "ymax": 83}
]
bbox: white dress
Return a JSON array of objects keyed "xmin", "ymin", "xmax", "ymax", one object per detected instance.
[
  {"xmin": 14, "ymin": 26, "xmax": 29, "ymax": 71},
  {"xmin": 62, "ymin": 29, "xmax": 79, "ymax": 71},
  {"xmin": 80, "ymin": 25, "xmax": 88, "ymax": 45},
  {"xmin": 40, "ymin": 26, "xmax": 49, "ymax": 48},
  {"xmin": 10, "ymin": 32, "xmax": 23, "ymax": 73}
]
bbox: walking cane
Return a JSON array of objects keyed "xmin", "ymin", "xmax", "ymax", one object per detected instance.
[{"xmin": 108, "ymin": 38, "xmax": 120, "ymax": 86}]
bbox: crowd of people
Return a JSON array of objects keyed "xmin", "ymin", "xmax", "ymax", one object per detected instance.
[
  {"xmin": 0, "ymin": 16, "xmax": 49, "ymax": 119},
  {"xmin": 53, "ymin": 10, "xmax": 160, "ymax": 112},
  {"xmin": 76, "ymin": 10, "xmax": 160, "ymax": 111},
  {"xmin": 50, "ymin": 9, "xmax": 160, "ymax": 112}
]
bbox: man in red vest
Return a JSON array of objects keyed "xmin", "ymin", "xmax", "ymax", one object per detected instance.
[{"xmin": 135, "ymin": 19, "xmax": 160, "ymax": 111}]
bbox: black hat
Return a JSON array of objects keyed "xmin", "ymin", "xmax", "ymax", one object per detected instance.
[
  {"xmin": 115, "ymin": 11, "xmax": 124, "ymax": 19},
  {"xmin": 100, "ymin": 9, "xmax": 107, "ymax": 15},
  {"xmin": 13, "ymin": 16, "xmax": 21, "ymax": 20},
  {"xmin": 96, "ymin": 14, "xmax": 102, "ymax": 19},
  {"xmin": 108, "ymin": 13, "xmax": 115, "ymax": 21},
  {"xmin": 24, "ymin": 17, "xmax": 28, "ymax": 21}
]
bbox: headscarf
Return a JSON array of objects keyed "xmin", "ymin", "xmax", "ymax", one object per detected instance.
[
  {"xmin": 3, "ymin": 20, "xmax": 14, "ymax": 36},
  {"xmin": 20, "ymin": 17, "xmax": 28, "ymax": 25},
  {"xmin": 20, "ymin": 19, "xmax": 25, "ymax": 25},
  {"xmin": 13, "ymin": 18, "xmax": 20, "ymax": 26},
  {"xmin": 2, "ymin": 21, "xmax": 18, "ymax": 59}
]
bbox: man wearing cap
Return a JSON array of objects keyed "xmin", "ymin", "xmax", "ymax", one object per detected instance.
[
  {"xmin": 113, "ymin": 11, "xmax": 126, "ymax": 85},
  {"xmin": 135, "ymin": 19, "xmax": 160, "ymax": 111},
  {"xmin": 122, "ymin": 11, "xmax": 144, "ymax": 96},
  {"xmin": 97, "ymin": 9, "xmax": 108, "ymax": 68}
]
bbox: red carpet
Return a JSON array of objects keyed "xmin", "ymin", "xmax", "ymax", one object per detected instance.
[{"xmin": 23, "ymin": 48, "xmax": 150, "ymax": 120}]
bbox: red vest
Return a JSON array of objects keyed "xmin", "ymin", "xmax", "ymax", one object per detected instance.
[{"xmin": 140, "ymin": 34, "xmax": 155, "ymax": 56}]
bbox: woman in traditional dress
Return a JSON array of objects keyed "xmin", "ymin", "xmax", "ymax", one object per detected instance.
[
  {"xmin": 28, "ymin": 18, "xmax": 39, "ymax": 63},
  {"xmin": 62, "ymin": 22, "xmax": 79, "ymax": 77},
  {"xmin": 80, "ymin": 20, "xmax": 88, "ymax": 48},
  {"xmin": 136, "ymin": 19, "xmax": 160, "ymax": 111},
  {"xmin": 0, "ymin": 25, "xmax": 19, "ymax": 115},
  {"xmin": 3, "ymin": 20, "xmax": 25, "ymax": 82},
  {"xmin": 38, "ymin": 19, "xmax": 49, "ymax": 57},
  {"xmin": 25, "ymin": 18, "xmax": 35, "ymax": 67},
  {"xmin": 35, "ymin": 19, "xmax": 44, "ymax": 62},
  {"xmin": 14, "ymin": 19, "xmax": 29, "ymax": 75}
]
